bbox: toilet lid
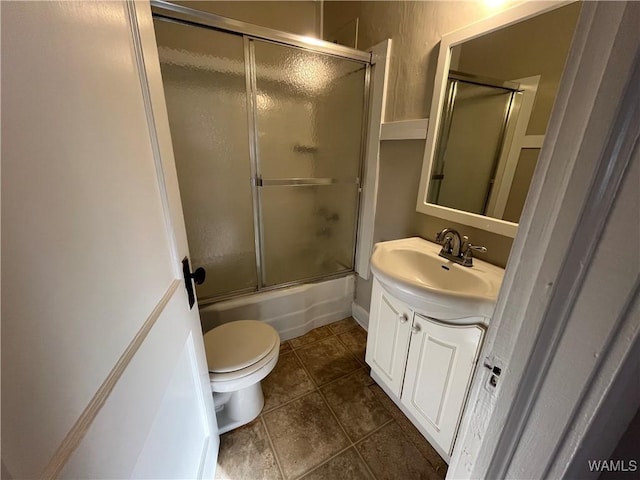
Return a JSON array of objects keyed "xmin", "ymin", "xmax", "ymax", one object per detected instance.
[{"xmin": 204, "ymin": 320, "xmax": 279, "ymax": 374}]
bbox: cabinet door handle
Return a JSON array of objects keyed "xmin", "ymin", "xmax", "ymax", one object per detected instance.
[
  {"xmin": 411, "ymin": 324, "xmax": 421, "ymax": 334},
  {"xmin": 398, "ymin": 313, "xmax": 409, "ymax": 323}
]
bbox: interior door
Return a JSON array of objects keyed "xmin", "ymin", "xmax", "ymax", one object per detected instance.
[{"xmin": 1, "ymin": 2, "xmax": 218, "ymax": 478}]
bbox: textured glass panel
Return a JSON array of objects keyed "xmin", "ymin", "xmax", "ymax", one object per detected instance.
[
  {"xmin": 154, "ymin": 19, "xmax": 257, "ymax": 299},
  {"xmin": 430, "ymin": 82, "xmax": 512, "ymax": 215},
  {"xmin": 253, "ymin": 40, "xmax": 366, "ymax": 180},
  {"xmin": 260, "ymin": 185, "xmax": 359, "ymax": 287}
]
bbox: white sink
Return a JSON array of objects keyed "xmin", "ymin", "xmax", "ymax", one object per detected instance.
[{"xmin": 370, "ymin": 237, "xmax": 505, "ymax": 321}]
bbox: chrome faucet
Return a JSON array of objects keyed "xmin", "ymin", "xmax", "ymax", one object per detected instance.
[
  {"xmin": 435, "ymin": 228, "xmax": 462, "ymax": 257},
  {"xmin": 435, "ymin": 229, "xmax": 487, "ymax": 267}
]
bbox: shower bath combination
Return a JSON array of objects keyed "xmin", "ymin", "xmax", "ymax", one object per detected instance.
[{"xmin": 152, "ymin": 2, "xmax": 370, "ymax": 305}]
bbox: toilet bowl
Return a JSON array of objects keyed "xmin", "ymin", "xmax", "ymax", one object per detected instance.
[{"xmin": 203, "ymin": 320, "xmax": 280, "ymax": 434}]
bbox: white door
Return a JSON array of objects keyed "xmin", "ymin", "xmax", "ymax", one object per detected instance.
[
  {"xmin": 365, "ymin": 278, "xmax": 412, "ymax": 397},
  {"xmin": 401, "ymin": 314, "xmax": 483, "ymax": 460},
  {"xmin": 1, "ymin": 2, "xmax": 218, "ymax": 479}
]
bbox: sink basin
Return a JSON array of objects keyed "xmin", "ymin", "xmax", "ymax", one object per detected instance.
[{"xmin": 370, "ymin": 237, "xmax": 505, "ymax": 320}]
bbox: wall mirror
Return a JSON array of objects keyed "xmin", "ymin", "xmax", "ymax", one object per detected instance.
[{"xmin": 416, "ymin": 2, "xmax": 580, "ymax": 237}]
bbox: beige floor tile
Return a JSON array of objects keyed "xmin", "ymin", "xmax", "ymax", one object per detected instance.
[
  {"xmin": 296, "ymin": 336, "xmax": 361, "ymax": 385},
  {"xmin": 263, "ymin": 392, "xmax": 350, "ymax": 480},
  {"xmin": 321, "ymin": 369, "xmax": 391, "ymax": 441},
  {"xmin": 216, "ymin": 418, "xmax": 281, "ymax": 480},
  {"xmin": 328, "ymin": 317, "xmax": 358, "ymax": 335},
  {"xmin": 262, "ymin": 352, "xmax": 315, "ymax": 411},
  {"xmin": 337, "ymin": 326, "xmax": 368, "ymax": 364},
  {"xmin": 289, "ymin": 325, "xmax": 332, "ymax": 349},
  {"xmin": 299, "ymin": 448, "xmax": 373, "ymax": 480},
  {"xmin": 369, "ymin": 384, "xmax": 448, "ymax": 477},
  {"xmin": 356, "ymin": 421, "xmax": 440, "ymax": 480}
]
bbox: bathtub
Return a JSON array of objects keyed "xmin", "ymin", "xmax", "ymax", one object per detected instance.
[{"xmin": 199, "ymin": 274, "xmax": 356, "ymax": 340}]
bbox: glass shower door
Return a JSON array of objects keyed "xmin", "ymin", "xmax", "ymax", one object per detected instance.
[
  {"xmin": 251, "ymin": 40, "xmax": 367, "ymax": 287},
  {"xmin": 153, "ymin": 19, "xmax": 258, "ymax": 299}
]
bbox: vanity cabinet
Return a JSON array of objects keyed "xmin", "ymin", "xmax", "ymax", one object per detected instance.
[
  {"xmin": 365, "ymin": 278, "xmax": 485, "ymax": 461},
  {"xmin": 402, "ymin": 313, "xmax": 483, "ymax": 457},
  {"xmin": 365, "ymin": 279, "xmax": 413, "ymax": 397}
]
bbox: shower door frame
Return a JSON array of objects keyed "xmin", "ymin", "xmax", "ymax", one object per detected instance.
[{"xmin": 151, "ymin": 1, "xmax": 372, "ymax": 305}]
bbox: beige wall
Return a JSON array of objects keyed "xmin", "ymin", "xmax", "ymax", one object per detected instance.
[
  {"xmin": 323, "ymin": 1, "xmax": 525, "ymax": 121},
  {"xmin": 176, "ymin": 1, "xmax": 321, "ymax": 37},
  {"xmin": 324, "ymin": 1, "xmax": 531, "ymax": 311}
]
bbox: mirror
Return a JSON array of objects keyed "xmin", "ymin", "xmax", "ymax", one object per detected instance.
[{"xmin": 417, "ymin": 2, "xmax": 581, "ymax": 237}]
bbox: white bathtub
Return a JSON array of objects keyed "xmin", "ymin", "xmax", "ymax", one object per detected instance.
[{"xmin": 198, "ymin": 275, "xmax": 355, "ymax": 340}]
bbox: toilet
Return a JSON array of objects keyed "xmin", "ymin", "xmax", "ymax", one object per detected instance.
[{"xmin": 203, "ymin": 320, "xmax": 280, "ymax": 434}]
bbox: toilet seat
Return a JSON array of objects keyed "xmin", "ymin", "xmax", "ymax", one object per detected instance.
[
  {"xmin": 204, "ymin": 320, "xmax": 279, "ymax": 374},
  {"xmin": 209, "ymin": 340, "xmax": 279, "ymax": 383},
  {"xmin": 204, "ymin": 320, "xmax": 280, "ymax": 392}
]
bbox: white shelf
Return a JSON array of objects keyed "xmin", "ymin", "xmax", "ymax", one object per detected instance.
[{"xmin": 380, "ymin": 119, "xmax": 429, "ymax": 140}]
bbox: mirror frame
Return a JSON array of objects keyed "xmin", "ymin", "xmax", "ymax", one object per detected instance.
[{"xmin": 416, "ymin": 1, "xmax": 572, "ymax": 238}]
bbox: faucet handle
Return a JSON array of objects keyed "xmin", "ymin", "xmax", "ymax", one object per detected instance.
[
  {"xmin": 462, "ymin": 243, "xmax": 487, "ymax": 266},
  {"xmin": 463, "ymin": 244, "xmax": 487, "ymax": 258}
]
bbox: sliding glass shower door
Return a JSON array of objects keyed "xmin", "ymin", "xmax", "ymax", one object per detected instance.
[
  {"xmin": 154, "ymin": 19, "xmax": 258, "ymax": 299},
  {"xmin": 251, "ymin": 40, "xmax": 367, "ymax": 287},
  {"xmin": 153, "ymin": 17, "xmax": 368, "ymax": 302}
]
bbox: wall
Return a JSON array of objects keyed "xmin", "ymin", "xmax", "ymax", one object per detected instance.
[
  {"xmin": 176, "ymin": 1, "xmax": 321, "ymax": 38},
  {"xmin": 324, "ymin": 1, "xmax": 526, "ymax": 311}
]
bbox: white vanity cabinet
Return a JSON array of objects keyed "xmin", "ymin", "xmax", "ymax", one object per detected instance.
[
  {"xmin": 402, "ymin": 313, "xmax": 484, "ymax": 458},
  {"xmin": 366, "ymin": 278, "xmax": 485, "ymax": 461},
  {"xmin": 365, "ymin": 278, "xmax": 413, "ymax": 397}
]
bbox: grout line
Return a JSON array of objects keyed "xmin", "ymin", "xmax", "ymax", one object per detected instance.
[
  {"xmin": 291, "ymin": 346, "xmax": 320, "ymax": 388},
  {"xmin": 292, "ymin": 444, "xmax": 354, "ymax": 480},
  {"xmin": 293, "ymin": 333, "xmax": 363, "ymax": 389},
  {"xmin": 261, "ymin": 387, "xmax": 318, "ymax": 414},
  {"xmin": 263, "ymin": 363, "xmax": 366, "ymax": 416},
  {"xmin": 352, "ymin": 419, "xmax": 396, "ymax": 480},
  {"xmin": 353, "ymin": 440, "xmax": 379, "ymax": 480},
  {"xmin": 289, "ymin": 318, "xmax": 362, "ymax": 352},
  {"xmin": 368, "ymin": 385, "xmax": 447, "ymax": 476},
  {"xmin": 259, "ymin": 415, "xmax": 286, "ymax": 480},
  {"xmin": 288, "ymin": 324, "xmax": 336, "ymax": 350},
  {"xmin": 353, "ymin": 418, "xmax": 394, "ymax": 446},
  {"xmin": 318, "ymin": 365, "xmax": 367, "ymax": 389},
  {"xmin": 316, "ymin": 381, "xmax": 355, "ymax": 443},
  {"xmin": 333, "ymin": 328, "xmax": 366, "ymax": 365}
]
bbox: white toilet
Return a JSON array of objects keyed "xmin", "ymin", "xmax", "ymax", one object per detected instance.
[{"xmin": 203, "ymin": 320, "xmax": 280, "ymax": 434}]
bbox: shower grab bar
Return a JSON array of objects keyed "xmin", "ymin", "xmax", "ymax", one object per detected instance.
[{"xmin": 253, "ymin": 177, "xmax": 360, "ymax": 187}]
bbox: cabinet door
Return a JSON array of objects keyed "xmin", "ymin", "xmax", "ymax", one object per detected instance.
[
  {"xmin": 365, "ymin": 278, "xmax": 412, "ymax": 397},
  {"xmin": 401, "ymin": 314, "xmax": 483, "ymax": 458}
]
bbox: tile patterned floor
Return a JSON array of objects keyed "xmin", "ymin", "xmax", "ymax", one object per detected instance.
[{"xmin": 215, "ymin": 317, "xmax": 447, "ymax": 480}]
